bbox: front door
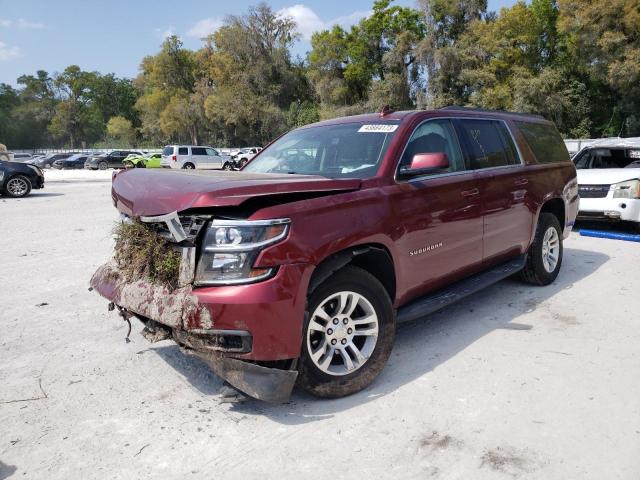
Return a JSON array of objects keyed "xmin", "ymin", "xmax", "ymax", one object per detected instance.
[{"xmin": 391, "ymin": 118, "xmax": 484, "ymax": 304}]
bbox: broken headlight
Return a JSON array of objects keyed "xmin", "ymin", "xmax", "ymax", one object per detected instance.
[
  {"xmin": 194, "ymin": 218, "xmax": 290, "ymax": 286},
  {"xmin": 612, "ymin": 179, "xmax": 640, "ymax": 199}
]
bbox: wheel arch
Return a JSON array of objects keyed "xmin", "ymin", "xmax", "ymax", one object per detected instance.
[
  {"xmin": 308, "ymin": 243, "xmax": 396, "ymax": 303},
  {"xmin": 539, "ymin": 197, "xmax": 565, "ymax": 230}
]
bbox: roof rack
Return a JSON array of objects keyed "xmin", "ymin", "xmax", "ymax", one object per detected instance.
[{"xmin": 439, "ymin": 106, "xmax": 545, "ymax": 119}]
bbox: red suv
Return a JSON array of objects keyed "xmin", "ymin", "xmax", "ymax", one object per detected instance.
[{"xmin": 91, "ymin": 107, "xmax": 579, "ymax": 402}]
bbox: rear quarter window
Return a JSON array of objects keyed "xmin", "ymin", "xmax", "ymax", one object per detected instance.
[
  {"xmin": 162, "ymin": 146, "xmax": 173, "ymax": 156},
  {"xmin": 515, "ymin": 121, "xmax": 569, "ymax": 164}
]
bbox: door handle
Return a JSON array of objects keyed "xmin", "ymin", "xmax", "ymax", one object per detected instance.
[
  {"xmin": 461, "ymin": 188, "xmax": 480, "ymax": 197},
  {"xmin": 514, "ymin": 178, "xmax": 529, "ymax": 186}
]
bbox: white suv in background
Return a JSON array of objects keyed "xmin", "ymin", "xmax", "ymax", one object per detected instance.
[
  {"xmin": 161, "ymin": 145, "xmax": 231, "ymax": 170},
  {"xmin": 573, "ymin": 137, "xmax": 640, "ymax": 230}
]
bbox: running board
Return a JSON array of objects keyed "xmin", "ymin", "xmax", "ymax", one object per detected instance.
[{"xmin": 396, "ymin": 254, "xmax": 526, "ymax": 324}]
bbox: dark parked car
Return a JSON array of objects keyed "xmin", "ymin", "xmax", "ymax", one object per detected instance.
[
  {"xmin": 52, "ymin": 154, "xmax": 90, "ymax": 169},
  {"xmin": 35, "ymin": 153, "xmax": 78, "ymax": 169},
  {"xmin": 90, "ymin": 107, "xmax": 578, "ymax": 402},
  {"xmin": 85, "ymin": 151, "xmax": 142, "ymax": 170},
  {"xmin": 0, "ymin": 158, "xmax": 44, "ymax": 197}
]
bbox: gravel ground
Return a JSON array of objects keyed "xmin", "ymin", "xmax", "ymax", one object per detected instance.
[{"xmin": 1, "ymin": 172, "xmax": 639, "ymax": 480}]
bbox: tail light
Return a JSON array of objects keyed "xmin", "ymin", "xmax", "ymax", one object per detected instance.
[{"xmin": 172, "ymin": 154, "xmax": 177, "ymax": 161}]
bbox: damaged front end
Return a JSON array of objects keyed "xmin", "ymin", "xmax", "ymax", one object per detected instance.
[{"xmin": 90, "ymin": 211, "xmax": 298, "ymax": 404}]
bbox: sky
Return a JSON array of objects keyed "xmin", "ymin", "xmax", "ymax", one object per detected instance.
[{"xmin": 0, "ymin": 0, "xmax": 517, "ymax": 86}]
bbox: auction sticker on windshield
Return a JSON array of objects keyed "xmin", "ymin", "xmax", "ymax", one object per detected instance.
[{"xmin": 358, "ymin": 124, "xmax": 399, "ymax": 133}]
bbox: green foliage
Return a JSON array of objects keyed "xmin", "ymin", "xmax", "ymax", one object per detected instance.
[
  {"xmin": 113, "ymin": 220, "xmax": 182, "ymax": 290},
  {"xmin": 106, "ymin": 116, "xmax": 136, "ymax": 146},
  {"xmin": 2, "ymin": 0, "xmax": 640, "ymax": 147}
]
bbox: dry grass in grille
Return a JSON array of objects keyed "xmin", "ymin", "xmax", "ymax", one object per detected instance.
[{"xmin": 113, "ymin": 220, "xmax": 181, "ymax": 290}]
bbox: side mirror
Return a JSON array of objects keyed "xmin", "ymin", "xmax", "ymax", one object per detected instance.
[{"xmin": 401, "ymin": 152, "xmax": 449, "ymax": 177}]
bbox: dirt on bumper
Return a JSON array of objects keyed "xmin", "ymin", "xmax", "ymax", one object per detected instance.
[{"xmin": 89, "ymin": 261, "xmax": 298, "ymax": 403}]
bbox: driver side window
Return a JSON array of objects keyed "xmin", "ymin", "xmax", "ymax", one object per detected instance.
[{"xmin": 399, "ymin": 119, "xmax": 465, "ymax": 174}]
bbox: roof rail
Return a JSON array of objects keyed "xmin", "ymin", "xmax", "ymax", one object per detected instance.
[{"xmin": 439, "ymin": 106, "xmax": 545, "ymax": 119}]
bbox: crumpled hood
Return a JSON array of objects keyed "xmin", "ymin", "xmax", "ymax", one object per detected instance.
[
  {"xmin": 111, "ymin": 169, "xmax": 362, "ymax": 216},
  {"xmin": 577, "ymin": 168, "xmax": 640, "ymax": 185}
]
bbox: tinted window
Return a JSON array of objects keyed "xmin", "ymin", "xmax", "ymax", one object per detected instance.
[
  {"xmin": 399, "ymin": 119, "xmax": 465, "ymax": 173},
  {"xmin": 243, "ymin": 122, "xmax": 398, "ymax": 179},
  {"xmin": 191, "ymin": 147, "xmax": 207, "ymax": 155},
  {"xmin": 162, "ymin": 146, "xmax": 173, "ymax": 156},
  {"xmin": 515, "ymin": 121, "xmax": 569, "ymax": 164},
  {"xmin": 178, "ymin": 147, "xmax": 188, "ymax": 155},
  {"xmin": 206, "ymin": 148, "xmax": 217, "ymax": 156},
  {"xmin": 456, "ymin": 119, "xmax": 517, "ymax": 169}
]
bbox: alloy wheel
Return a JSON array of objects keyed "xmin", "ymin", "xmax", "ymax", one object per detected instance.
[
  {"xmin": 6, "ymin": 177, "xmax": 29, "ymax": 197},
  {"xmin": 541, "ymin": 226, "xmax": 560, "ymax": 273},
  {"xmin": 306, "ymin": 291, "xmax": 379, "ymax": 376}
]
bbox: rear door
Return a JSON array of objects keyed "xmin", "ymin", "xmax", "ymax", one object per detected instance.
[
  {"xmin": 190, "ymin": 147, "xmax": 210, "ymax": 169},
  {"xmin": 177, "ymin": 147, "xmax": 189, "ymax": 167},
  {"xmin": 108, "ymin": 151, "xmax": 123, "ymax": 168},
  {"xmin": 454, "ymin": 118, "xmax": 534, "ymax": 265},
  {"xmin": 391, "ymin": 118, "xmax": 484, "ymax": 302}
]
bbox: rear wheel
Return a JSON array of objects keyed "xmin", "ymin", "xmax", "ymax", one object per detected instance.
[
  {"xmin": 183, "ymin": 162, "xmax": 195, "ymax": 170},
  {"xmin": 98, "ymin": 161, "xmax": 108, "ymax": 170},
  {"xmin": 297, "ymin": 266, "xmax": 395, "ymax": 398},
  {"xmin": 520, "ymin": 213, "xmax": 563, "ymax": 285},
  {"xmin": 5, "ymin": 175, "xmax": 32, "ymax": 198}
]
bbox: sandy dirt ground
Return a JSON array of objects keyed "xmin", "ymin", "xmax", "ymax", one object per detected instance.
[{"xmin": 1, "ymin": 172, "xmax": 639, "ymax": 480}]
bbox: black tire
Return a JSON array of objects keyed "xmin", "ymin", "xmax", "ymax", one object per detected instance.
[
  {"xmin": 297, "ymin": 266, "xmax": 396, "ymax": 398},
  {"xmin": 98, "ymin": 161, "xmax": 108, "ymax": 170},
  {"xmin": 222, "ymin": 162, "xmax": 233, "ymax": 171},
  {"xmin": 4, "ymin": 174, "xmax": 32, "ymax": 198},
  {"xmin": 520, "ymin": 213, "xmax": 563, "ymax": 286},
  {"xmin": 239, "ymin": 158, "xmax": 248, "ymax": 168},
  {"xmin": 183, "ymin": 163, "xmax": 195, "ymax": 170}
]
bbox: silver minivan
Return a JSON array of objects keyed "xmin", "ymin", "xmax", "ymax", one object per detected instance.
[{"xmin": 161, "ymin": 145, "xmax": 231, "ymax": 170}]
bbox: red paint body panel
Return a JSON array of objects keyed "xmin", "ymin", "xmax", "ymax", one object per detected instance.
[{"xmin": 102, "ymin": 109, "xmax": 578, "ymax": 362}]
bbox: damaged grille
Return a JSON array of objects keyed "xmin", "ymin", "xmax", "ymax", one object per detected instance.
[{"xmin": 121, "ymin": 212, "xmax": 209, "ymax": 243}]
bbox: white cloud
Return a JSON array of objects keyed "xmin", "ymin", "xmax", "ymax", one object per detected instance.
[
  {"xmin": 16, "ymin": 18, "xmax": 45, "ymax": 29},
  {"xmin": 277, "ymin": 5, "xmax": 323, "ymax": 41},
  {"xmin": 0, "ymin": 18, "xmax": 45, "ymax": 29},
  {"xmin": 277, "ymin": 5, "xmax": 371, "ymax": 41},
  {"xmin": 187, "ymin": 17, "xmax": 223, "ymax": 38},
  {"xmin": 0, "ymin": 41, "xmax": 20, "ymax": 61}
]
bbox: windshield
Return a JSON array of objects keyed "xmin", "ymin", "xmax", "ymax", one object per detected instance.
[
  {"xmin": 243, "ymin": 121, "xmax": 399, "ymax": 179},
  {"xmin": 575, "ymin": 148, "xmax": 640, "ymax": 169}
]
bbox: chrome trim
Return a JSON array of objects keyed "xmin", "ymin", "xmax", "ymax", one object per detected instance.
[
  {"xmin": 193, "ymin": 267, "xmax": 276, "ymax": 286},
  {"xmin": 140, "ymin": 211, "xmax": 187, "ymax": 243},
  {"xmin": 188, "ymin": 329, "xmax": 251, "ymax": 336}
]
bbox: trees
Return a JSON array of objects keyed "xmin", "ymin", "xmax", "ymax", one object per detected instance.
[
  {"xmin": 308, "ymin": 0, "xmax": 425, "ymax": 117},
  {"xmin": 106, "ymin": 116, "xmax": 136, "ymax": 146},
  {"xmin": 2, "ymin": 0, "xmax": 640, "ymax": 146}
]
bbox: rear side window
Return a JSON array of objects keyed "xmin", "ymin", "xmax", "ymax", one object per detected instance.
[
  {"xmin": 191, "ymin": 147, "xmax": 207, "ymax": 155},
  {"xmin": 515, "ymin": 121, "xmax": 569, "ymax": 163},
  {"xmin": 178, "ymin": 147, "xmax": 188, "ymax": 155},
  {"xmin": 206, "ymin": 148, "xmax": 217, "ymax": 156},
  {"xmin": 162, "ymin": 146, "xmax": 173, "ymax": 156},
  {"xmin": 456, "ymin": 119, "xmax": 518, "ymax": 169}
]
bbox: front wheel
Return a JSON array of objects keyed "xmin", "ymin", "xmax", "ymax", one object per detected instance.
[
  {"xmin": 5, "ymin": 175, "xmax": 32, "ymax": 198},
  {"xmin": 520, "ymin": 213, "xmax": 563, "ymax": 286},
  {"xmin": 297, "ymin": 266, "xmax": 395, "ymax": 398},
  {"xmin": 222, "ymin": 162, "xmax": 233, "ymax": 171},
  {"xmin": 98, "ymin": 161, "xmax": 108, "ymax": 170}
]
